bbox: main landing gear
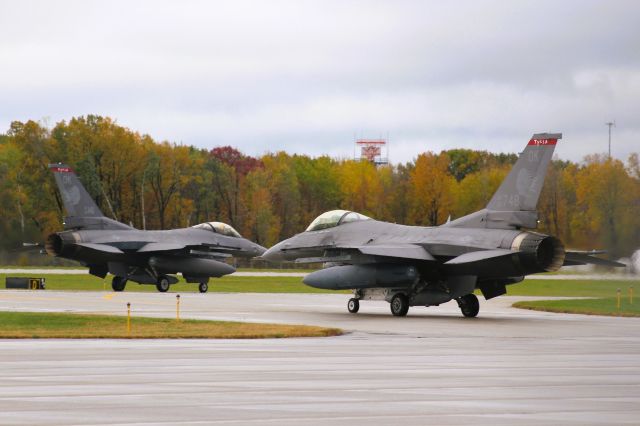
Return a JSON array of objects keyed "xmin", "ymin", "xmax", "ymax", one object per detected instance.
[
  {"xmin": 390, "ymin": 293, "xmax": 409, "ymax": 317},
  {"xmin": 456, "ymin": 293, "xmax": 480, "ymax": 318},
  {"xmin": 112, "ymin": 276, "xmax": 127, "ymax": 292},
  {"xmin": 345, "ymin": 291, "xmax": 480, "ymax": 318}
]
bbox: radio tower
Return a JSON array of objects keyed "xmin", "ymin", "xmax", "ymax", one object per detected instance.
[{"xmin": 605, "ymin": 121, "xmax": 615, "ymax": 158}]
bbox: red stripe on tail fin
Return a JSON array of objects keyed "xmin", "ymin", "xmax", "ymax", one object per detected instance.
[{"xmin": 527, "ymin": 138, "xmax": 558, "ymax": 146}]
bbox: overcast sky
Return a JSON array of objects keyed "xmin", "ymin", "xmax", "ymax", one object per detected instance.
[{"xmin": 1, "ymin": 0, "xmax": 639, "ymax": 163}]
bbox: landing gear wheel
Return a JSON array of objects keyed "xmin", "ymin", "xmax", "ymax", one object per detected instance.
[
  {"xmin": 156, "ymin": 276, "xmax": 170, "ymax": 293},
  {"xmin": 457, "ymin": 293, "xmax": 480, "ymax": 318},
  {"xmin": 347, "ymin": 298, "xmax": 359, "ymax": 313},
  {"xmin": 112, "ymin": 276, "xmax": 127, "ymax": 292},
  {"xmin": 199, "ymin": 282, "xmax": 208, "ymax": 293},
  {"xmin": 390, "ymin": 294, "xmax": 409, "ymax": 317}
]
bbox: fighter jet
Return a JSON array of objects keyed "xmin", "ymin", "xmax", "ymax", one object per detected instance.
[
  {"xmin": 262, "ymin": 133, "xmax": 624, "ymax": 317},
  {"xmin": 45, "ymin": 164, "xmax": 266, "ymax": 292}
]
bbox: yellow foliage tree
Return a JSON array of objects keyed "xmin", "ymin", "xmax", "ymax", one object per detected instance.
[
  {"xmin": 574, "ymin": 155, "xmax": 640, "ymax": 256},
  {"xmin": 409, "ymin": 152, "xmax": 455, "ymax": 226}
]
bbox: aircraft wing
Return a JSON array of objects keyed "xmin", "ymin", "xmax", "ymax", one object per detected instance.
[
  {"xmin": 563, "ymin": 251, "xmax": 626, "ymax": 267},
  {"xmin": 136, "ymin": 242, "xmax": 187, "ymax": 253},
  {"xmin": 137, "ymin": 242, "xmax": 241, "ymax": 254},
  {"xmin": 355, "ymin": 244, "xmax": 435, "ymax": 261},
  {"xmin": 444, "ymin": 249, "xmax": 514, "ymax": 265},
  {"xmin": 442, "ymin": 249, "xmax": 519, "ymax": 276},
  {"xmin": 294, "ymin": 244, "xmax": 435, "ymax": 264},
  {"xmin": 77, "ymin": 243, "xmax": 124, "ymax": 254}
]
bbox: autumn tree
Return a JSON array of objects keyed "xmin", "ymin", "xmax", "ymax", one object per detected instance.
[
  {"xmin": 4, "ymin": 120, "xmax": 59, "ymax": 237},
  {"xmin": 259, "ymin": 153, "xmax": 302, "ymax": 239},
  {"xmin": 291, "ymin": 155, "xmax": 341, "ymax": 227},
  {"xmin": 451, "ymin": 164, "xmax": 510, "ymax": 219},
  {"xmin": 338, "ymin": 160, "xmax": 386, "ymax": 217},
  {"xmin": 1, "ymin": 114, "xmax": 639, "ymax": 264},
  {"xmin": 574, "ymin": 155, "xmax": 640, "ymax": 257},
  {"xmin": 409, "ymin": 152, "xmax": 455, "ymax": 226},
  {"xmin": 385, "ymin": 162, "xmax": 413, "ymax": 224},
  {"xmin": 537, "ymin": 160, "xmax": 577, "ymax": 243},
  {"xmin": 209, "ymin": 146, "xmax": 261, "ymax": 229}
]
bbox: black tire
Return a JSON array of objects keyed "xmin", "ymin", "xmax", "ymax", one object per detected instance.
[
  {"xmin": 112, "ymin": 276, "xmax": 126, "ymax": 292},
  {"xmin": 156, "ymin": 276, "xmax": 170, "ymax": 293},
  {"xmin": 390, "ymin": 293, "xmax": 409, "ymax": 317},
  {"xmin": 347, "ymin": 298, "xmax": 359, "ymax": 313},
  {"xmin": 458, "ymin": 293, "xmax": 480, "ymax": 318},
  {"xmin": 199, "ymin": 282, "xmax": 208, "ymax": 293}
]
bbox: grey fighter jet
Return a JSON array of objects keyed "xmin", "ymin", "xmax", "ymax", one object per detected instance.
[
  {"xmin": 46, "ymin": 164, "xmax": 266, "ymax": 292},
  {"xmin": 262, "ymin": 133, "xmax": 624, "ymax": 317}
]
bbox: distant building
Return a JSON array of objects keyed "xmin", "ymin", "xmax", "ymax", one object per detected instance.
[{"xmin": 355, "ymin": 139, "xmax": 388, "ymax": 166}]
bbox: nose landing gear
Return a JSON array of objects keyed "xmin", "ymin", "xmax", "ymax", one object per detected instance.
[
  {"xmin": 112, "ymin": 276, "xmax": 127, "ymax": 292},
  {"xmin": 156, "ymin": 276, "xmax": 170, "ymax": 292},
  {"xmin": 456, "ymin": 293, "xmax": 479, "ymax": 317}
]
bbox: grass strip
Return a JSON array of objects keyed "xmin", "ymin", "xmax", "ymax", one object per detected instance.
[
  {"xmin": 0, "ymin": 273, "xmax": 347, "ymax": 293},
  {"xmin": 505, "ymin": 278, "xmax": 639, "ymax": 298},
  {"xmin": 0, "ymin": 311, "xmax": 342, "ymax": 339},
  {"xmin": 513, "ymin": 298, "xmax": 640, "ymax": 317},
  {"xmin": 2, "ymin": 273, "xmax": 638, "ymax": 297}
]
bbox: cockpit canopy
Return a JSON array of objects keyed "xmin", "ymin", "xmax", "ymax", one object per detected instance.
[
  {"xmin": 192, "ymin": 221, "xmax": 242, "ymax": 238},
  {"xmin": 305, "ymin": 210, "xmax": 371, "ymax": 232}
]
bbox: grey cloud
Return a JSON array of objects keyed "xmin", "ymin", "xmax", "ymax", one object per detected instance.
[{"xmin": 1, "ymin": 0, "xmax": 639, "ymax": 163}]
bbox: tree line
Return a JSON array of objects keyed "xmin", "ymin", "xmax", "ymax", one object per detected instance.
[{"xmin": 1, "ymin": 115, "xmax": 639, "ymax": 260}]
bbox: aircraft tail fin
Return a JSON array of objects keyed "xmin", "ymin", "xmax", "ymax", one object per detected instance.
[
  {"xmin": 446, "ymin": 133, "xmax": 561, "ymax": 230},
  {"xmin": 486, "ymin": 133, "xmax": 561, "ymax": 212},
  {"xmin": 49, "ymin": 163, "xmax": 132, "ymax": 231}
]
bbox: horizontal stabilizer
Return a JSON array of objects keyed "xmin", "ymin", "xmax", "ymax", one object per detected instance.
[
  {"xmin": 77, "ymin": 243, "xmax": 124, "ymax": 254},
  {"xmin": 564, "ymin": 251, "xmax": 626, "ymax": 267},
  {"xmin": 445, "ymin": 249, "xmax": 514, "ymax": 265},
  {"xmin": 356, "ymin": 244, "xmax": 435, "ymax": 261}
]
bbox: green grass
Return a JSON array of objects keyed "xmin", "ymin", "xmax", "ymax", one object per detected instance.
[
  {"xmin": 513, "ymin": 298, "xmax": 640, "ymax": 317},
  {"xmin": 2, "ymin": 272, "xmax": 637, "ymax": 298},
  {"xmin": 1, "ymin": 266, "xmax": 313, "ymax": 273},
  {"xmin": 0, "ymin": 273, "xmax": 349, "ymax": 293},
  {"xmin": 0, "ymin": 311, "xmax": 342, "ymax": 338},
  {"xmin": 503, "ymin": 278, "xmax": 638, "ymax": 298},
  {"xmin": 0, "ymin": 265, "xmax": 84, "ymax": 269}
]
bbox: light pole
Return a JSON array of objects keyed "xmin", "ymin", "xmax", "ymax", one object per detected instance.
[{"xmin": 605, "ymin": 121, "xmax": 615, "ymax": 158}]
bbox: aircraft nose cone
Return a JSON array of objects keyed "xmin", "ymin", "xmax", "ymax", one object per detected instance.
[
  {"xmin": 253, "ymin": 244, "xmax": 267, "ymax": 256},
  {"xmin": 262, "ymin": 244, "xmax": 285, "ymax": 263}
]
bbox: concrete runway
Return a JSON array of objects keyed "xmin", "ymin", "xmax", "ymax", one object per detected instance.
[
  {"xmin": 1, "ymin": 268, "xmax": 639, "ymax": 280},
  {"xmin": 1, "ymin": 290, "xmax": 639, "ymax": 425}
]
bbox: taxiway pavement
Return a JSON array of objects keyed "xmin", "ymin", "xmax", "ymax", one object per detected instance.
[
  {"xmin": 0, "ymin": 290, "xmax": 639, "ymax": 425},
  {"xmin": 1, "ymin": 268, "xmax": 638, "ymax": 280}
]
